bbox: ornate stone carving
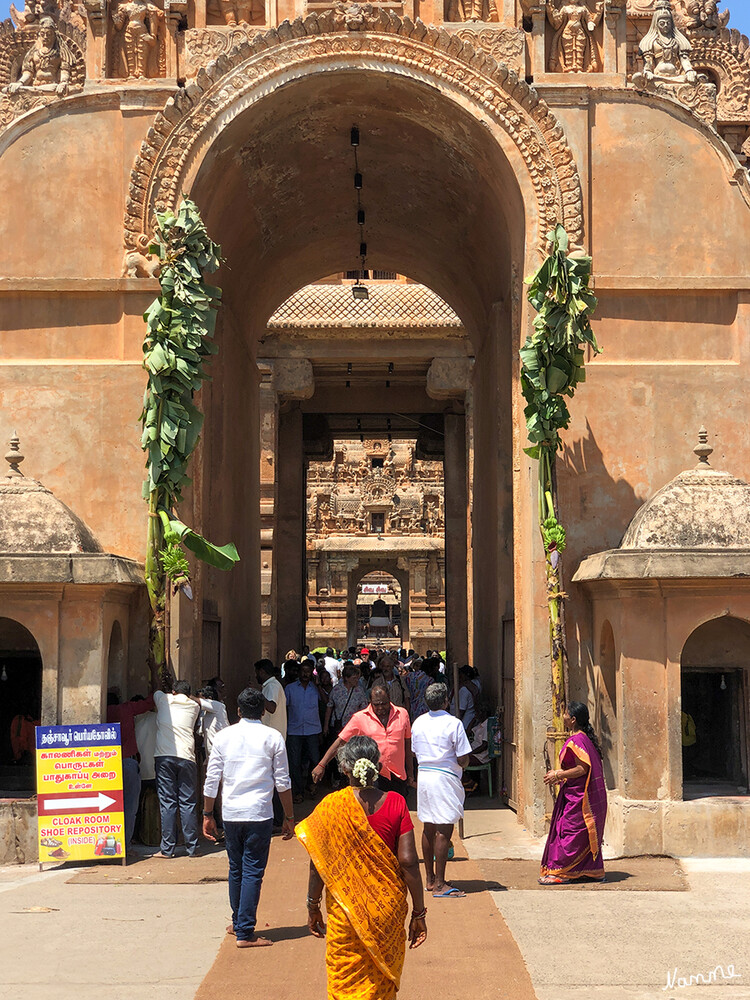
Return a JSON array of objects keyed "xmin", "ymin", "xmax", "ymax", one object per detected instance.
[
  {"xmin": 110, "ymin": 0, "xmax": 166, "ymax": 78},
  {"xmin": 182, "ymin": 26, "xmax": 263, "ymax": 78},
  {"xmin": 124, "ymin": 9, "xmax": 585, "ymax": 256},
  {"xmin": 446, "ymin": 0, "xmax": 499, "ymax": 25},
  {"xmin": 634, "ymin": 0, "xmax": 697, "ymax": 84},
  {"xmin": 546, "ymin": 1, "xmax": 604, "ymax": 73},
  {"xmin": 207, "ymin": 0, "xmax": 265, "ymax": 26},
  {"xmin": 0, "ymin": 12, "xmax": 84, "ymax": 130},
  {"xmin": 3, "ymin": 16, "xmax": 73, "ymax": 95},
  {"xmin": 451, "ymin": 26, "xmax": 525, "ymax": 74},
  {"xmin": 680, "ymin": 0, "xmax": 729, "ymax": 34}
]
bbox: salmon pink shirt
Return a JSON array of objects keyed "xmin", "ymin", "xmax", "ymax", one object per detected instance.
[{"xmin": 338, "ymin": 703, "xmax": 411, "ymax": 780}]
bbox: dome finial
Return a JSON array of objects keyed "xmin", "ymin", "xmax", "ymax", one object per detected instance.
[
  {"xmin": 693, "ymin": 426, "xmax": 713, "ymax": 470},
  {"xmin": 5, "ymin": 431, "xmax": 25, "ymax": 478}
]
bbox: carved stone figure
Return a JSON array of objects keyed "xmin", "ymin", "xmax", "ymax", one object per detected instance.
[
  {"xmin": 683, "ymin": 0, "xmax": 728, "ymax": 33},
  {"xmin": 5, "ymin": 17, "xmax": 72, "ymax": 95},
  {"xmin": 637, "ymin": 0, "xmax": 697, "ymax": 84},
  {"xmin": 546, "ymin": 1, "xmax": 604, "ymax": 74},
  {"xmin": 207, "ymin": 0, "xmax": 265, "ymax": 26},
  {"xmin": 122, "ymin": 249, "xmax": 161, "ymax": 278},
  {"xmin": 112, "ymin": 0, "xmax": 166, "ymax": 79},
  {"xmin": 446, "ymin": 0, "xmax": 498, "ymax": 23}
]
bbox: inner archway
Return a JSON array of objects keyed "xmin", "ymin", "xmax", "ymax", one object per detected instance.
[{"xmin": 355, "ymin": 571, "xmax": 404, "ymax": 652}]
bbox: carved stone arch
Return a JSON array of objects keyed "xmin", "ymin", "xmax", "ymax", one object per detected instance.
[
  {"xmin": 689, "ymin": 29, "xmax": 750, "ymax": 121},
  {"xmin": 124, "ymin": 10, "xmax": 585, "ymax": 253}
]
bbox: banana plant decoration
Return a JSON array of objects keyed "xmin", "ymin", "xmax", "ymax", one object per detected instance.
[{"xmin": 140, "ymin": 198, "xmax": 239, "ymax": 686}]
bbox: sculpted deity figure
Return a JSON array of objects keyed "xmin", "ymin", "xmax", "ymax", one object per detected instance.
[
  {"xmin": 546, "ymin": 1, "xmax": 604, "ymax": 74},
  {"xmin": 638, "ymin": 0, "xmax": 697, "ymax": 84},
  {"xmin": 112, "ymin": 0, "xmax": 165, "ymax": 79},
  {"xmin": 446, "ymin": 0, "xmax": 498, "ymax": 22},
  {"xmin": 6, "ymin": 17, "xmax": 72, "ymax": 96}
]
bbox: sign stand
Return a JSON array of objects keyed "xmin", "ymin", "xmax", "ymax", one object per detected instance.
[{"xmin": 35, "ymin": 723, "xmax": 126, "ymax": 866}]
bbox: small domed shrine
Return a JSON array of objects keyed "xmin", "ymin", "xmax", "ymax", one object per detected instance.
[
  {"xmin": 574, "ymin": 429, "xmax": 750, "ymax": 857},
  {"xmin": 0, "ymin": 434, "xmax": 145, "ymax": 864}
]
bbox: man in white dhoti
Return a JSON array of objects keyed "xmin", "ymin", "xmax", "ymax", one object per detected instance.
[{"xmin": 411, "ymin": 682, "xmax": 471, "ymax": 897}]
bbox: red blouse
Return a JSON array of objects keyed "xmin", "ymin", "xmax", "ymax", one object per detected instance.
[{"xmin": 366, "ymin": 791, "xmax": 413, "ymax": 854}]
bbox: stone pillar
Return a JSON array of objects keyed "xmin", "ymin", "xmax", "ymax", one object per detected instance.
[
  {"xmin": 274, "ymin": 405, "xmax": 305, "ymax": 657},
  {"xmin": 603, "ymin": 1, "xmax": 625, "ymax": 75},
  {"xmin": 258, "ymin": 361, "xmax": 278, "ymax": 660},
  {"xmin": 82, "ymin": 0, "xmax": 107, "ymax": 79},
  {"xmin": 165, "ymin": 0, "xmax": 187, "ymax": 78},
  {"xmin": 272, "ymin": 360, "xmax": 314, "ymax": 658},
  {"xmin": 527, "ymin": 2, "xmax": 547, "ymax": 79},
  {"xmin": 444, "ymin": 413, "xmax": 469, "ymax": 665}
]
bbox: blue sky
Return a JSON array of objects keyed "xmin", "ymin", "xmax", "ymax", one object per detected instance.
[{"xmin": 1, "ymin": 0, "xmax": 749, "ymax": 34}]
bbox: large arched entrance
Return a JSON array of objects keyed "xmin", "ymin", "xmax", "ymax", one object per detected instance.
[{"xmin": 127, "ymin": 17, "xmax": 585, "ymax": 813}]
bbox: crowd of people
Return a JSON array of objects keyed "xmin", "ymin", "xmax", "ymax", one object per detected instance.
[{"xmin": 106, "ymin": 646, "xmax": 607, "ymax": 994}]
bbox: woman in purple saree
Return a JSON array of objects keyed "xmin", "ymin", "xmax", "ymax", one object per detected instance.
[{"xmin": 539, "ymin": 702, "xmax": 607, "ymax": 884}]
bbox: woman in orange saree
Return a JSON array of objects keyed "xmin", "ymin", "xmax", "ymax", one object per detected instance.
[{"xmin": 296, "ymin": 735, "xmax": 427, "ymax": 999}]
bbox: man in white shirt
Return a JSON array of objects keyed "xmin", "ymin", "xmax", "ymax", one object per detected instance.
[
  {"xmin": 255, "ymin": 659, "xmax": 287, "ymax": 739},
  {"xmin": 203, "ymin": 687, "xmax": 294, "ymax": 948},
  {"xmin": 411, "ymin": 681, "xmax": 471, "ymax": 897},
  {"xmin": 322, "ymin": 647, "xmax": 342, "ymax": 685},
  {"xmin": 153, "ymin": 680, "xmax": 201, "ymax": 858}
]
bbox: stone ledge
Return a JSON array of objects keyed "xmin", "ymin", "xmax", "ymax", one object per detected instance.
[
  {"xmin": 0, "ymin": 553, "xmax": 144, "ymax": 585},
  {"xmin": 0, "ymin": 278, "xmax": 159, "ymax": 294},
  {"xmin": 310, "ymin": 536, "xmax": 443, "ymax": 552},
  {"xmin": 573, "ymin": 548, "xmax": 750, "ymax": 583}
]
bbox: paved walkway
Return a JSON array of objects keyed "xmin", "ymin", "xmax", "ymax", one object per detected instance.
[{"xmin": 1, "ymin": 802, "xmax": 750, "ymax": 1000}]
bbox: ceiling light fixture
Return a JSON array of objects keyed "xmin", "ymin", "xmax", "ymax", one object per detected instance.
[{"xmin": 351, "ymin": 123, "xmax": 369, "ymax": 301}]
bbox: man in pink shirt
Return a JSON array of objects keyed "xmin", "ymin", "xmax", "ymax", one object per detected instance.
[{"xmin": 312, "ymin": 685, "xmax": 414, "ymax": 798}]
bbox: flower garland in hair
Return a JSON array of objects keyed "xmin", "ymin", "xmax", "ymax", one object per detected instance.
[{"xmin": 352, "ymin": 758, "xmax": 378, "ymax": 787}]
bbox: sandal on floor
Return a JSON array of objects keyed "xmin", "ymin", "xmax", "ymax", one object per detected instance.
[
  {"xmin": 538, "ymin": 875, "xmax": 565, "ymax": 885},
  {"xmin": 432, "ymin": 885, "xmax": 466, "ymax": 898}
]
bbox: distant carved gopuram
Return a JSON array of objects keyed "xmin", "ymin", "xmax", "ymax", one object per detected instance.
[{"xmin": 2, "ymin": 0, "xmax": 750, "ymax": 863}]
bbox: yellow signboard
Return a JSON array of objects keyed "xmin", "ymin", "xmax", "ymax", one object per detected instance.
[{"xmin": 36, "ymin": 724, "xmax": 126, "ymax": 864}]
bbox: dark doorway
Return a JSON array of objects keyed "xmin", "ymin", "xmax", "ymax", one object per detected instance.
[{"xmin": 0, "ymin": 618, "xmax": 43, "ymax": 796}]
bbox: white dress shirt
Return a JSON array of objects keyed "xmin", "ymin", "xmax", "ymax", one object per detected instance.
[
  {"xmin": 199, "ymin": 698, "xmax": 230, "ymax": 756},
  {"xmin": 261, "ymin": 676, "xmax": 287, "ymax": 739},
  {"xmin": 203, "ymin": 718, "xmax": 292, "ymax": 822},
  {"xmin": 411, "ymin": 710, "xmax": 472, "ymax": 777}
]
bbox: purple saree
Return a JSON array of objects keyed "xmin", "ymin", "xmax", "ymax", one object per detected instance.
[{"xmin": 540, "ymin": 731, "xmax": 607, "ymax": 881}]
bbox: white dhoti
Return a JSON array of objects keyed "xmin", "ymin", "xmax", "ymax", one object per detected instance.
[{"xmin": 417, "ymin": 766, "xmax": 465, "ymax": 825}]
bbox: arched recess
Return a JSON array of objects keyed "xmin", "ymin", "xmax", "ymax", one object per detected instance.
[
  {"xmin": 347, "ymin": 562, "xmax": 410, "ymax": 650},
  {"xmin": 106, "ymin": 620, "xmax": 126, "ymax": 700},
  {"xmin": 680, "ymin": 616, "xmax": 750, "ymax": 798},
  {"xmin": 0, "ymin": 617, "xmax": 43, "ymax": 792},
  {"xmin": 597, "ymin": 620, "xmax": 618, "ymax": 788},
  {"xmin": 355, "ymin": 570, "xmax": 403, "ymax": 648}
]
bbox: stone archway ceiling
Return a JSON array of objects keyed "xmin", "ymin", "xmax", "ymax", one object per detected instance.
[
  {"xmin": 267, "ymin": 282, "xmax": 463, "ymax": 330},
  {"xmin": 125, "ymin": 9, "xmax": 585, "ymax": 338}
]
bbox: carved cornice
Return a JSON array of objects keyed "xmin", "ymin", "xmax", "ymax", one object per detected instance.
[{"xmin": 124, "ymin": 7, "xmax": 585, "ymax": 253}]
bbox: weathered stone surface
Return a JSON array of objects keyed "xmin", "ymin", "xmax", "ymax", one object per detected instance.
[
  {"xmin": 0, "ymin": 800, "xmax": 37, "ymax": 865},
  {"xmin": 0, "ymin": 473, "xmax": 103, "ymax": 554}
]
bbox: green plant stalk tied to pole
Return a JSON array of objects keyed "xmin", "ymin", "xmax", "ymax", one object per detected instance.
[
  {"xmin": 520, "ymin": 225, "xmax": 601, "ymax": 739},
  {"xmin": 140, "ymin": 198, "xmax": 240, "ymax": 688}
]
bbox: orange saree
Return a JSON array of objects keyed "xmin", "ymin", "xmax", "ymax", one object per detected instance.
[{"xmin": 296, "ymin": 787, "xmax": 408, "ymax": 999}]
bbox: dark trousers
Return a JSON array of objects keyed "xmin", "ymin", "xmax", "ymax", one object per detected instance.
[
  {"xmin": 224, "ymin": 818, "xmax": 274, "ymax": 941},
  {"xmin": 377, "ymin": 774, "xmax": 409, "ymax": 799},
  {"xmin": 122, "ymin": 756, "xmax": 142, "ymax": 849},
  {"xmin": 286, "ymin": 734, "xmax": 320, "ymax": 797},
  {"xmin": 154, "ymin": 755, "xmax": 199, "ymax": 856}
]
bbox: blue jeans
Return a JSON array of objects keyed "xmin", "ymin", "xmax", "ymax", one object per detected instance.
[
  {"xmin": 122, "ymin": 757, "xmax": 142, "ymax": 849},
  {"xmin": 154, "ymin": 755, "xmax": 199, "ymax": 856},
  {"xmin": 224, "ymin": 818, "xmax": 274, "ymax": 940},
  {"xmin": 286, "ymin": 734, "xmax": 320, "ymax": 797}
]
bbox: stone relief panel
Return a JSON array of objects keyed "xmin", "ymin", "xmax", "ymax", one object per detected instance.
[
  {"xmin": 451, "ymin": 26, "xmax": 525, "ymax": 75},
  {"xmin": 109, "ymin": 0, "xmax": 167, "ymax": 78},
  {"xmin": 546, "ymin": 1, "xmax": 604, "ymax": 73},
  {"xmin": 207, "ymin": 0, "xmax": 266, "ymax": 26},
  {"xmin": 307, "ymin": 440, "xmax": 444, "ymax": 539},
  {"xmin": 0, "ymin": 8, "xmax": 84, "ymax": 131}
]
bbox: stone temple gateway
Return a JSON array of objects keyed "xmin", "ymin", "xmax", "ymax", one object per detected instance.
[{"xmin": 1, "ymin": 0, "xmax": 750, "ymax": 861}]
